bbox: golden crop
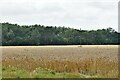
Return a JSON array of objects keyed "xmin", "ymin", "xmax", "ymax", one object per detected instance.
[{"xmin": 2, "ymin": 45, "xmax": 118, "ymax": 78}]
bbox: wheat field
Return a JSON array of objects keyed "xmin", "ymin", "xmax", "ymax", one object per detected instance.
[{"xmin": 1, "ymin": 45, "xmax": 119, "ymax": 78}]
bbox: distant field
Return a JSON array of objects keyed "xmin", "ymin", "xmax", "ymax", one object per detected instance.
[{"xmin": 2, "ymin": 45, "xmax": 119, "ymax": 78}]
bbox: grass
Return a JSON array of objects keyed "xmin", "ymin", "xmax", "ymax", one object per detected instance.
[{"xmin": 2, "ymin": 67, "xmax": 98, "ymax": 78}]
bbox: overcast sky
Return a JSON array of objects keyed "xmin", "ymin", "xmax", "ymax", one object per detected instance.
[{"xmin": 0, "ymin": 0, "xmax": 119, "ymax": 31}]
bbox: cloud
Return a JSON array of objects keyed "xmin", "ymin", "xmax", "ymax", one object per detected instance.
[{"xmin": 0, "ymin": 0, "xmax": 119, "ymax": 31}]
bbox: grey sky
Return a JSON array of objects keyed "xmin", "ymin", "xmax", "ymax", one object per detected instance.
[{"xmin": 0, "ymin": 0, "xmax": 119, "ymax": 31}]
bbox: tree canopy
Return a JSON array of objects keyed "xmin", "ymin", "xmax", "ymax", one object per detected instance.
[{"xmin": 1, "ymin": 22, "xmax": 119, "ymax": 46}]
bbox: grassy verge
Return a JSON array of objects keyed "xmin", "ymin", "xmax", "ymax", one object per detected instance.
[{"xmin": 2, "ymin": 67, "xmax": 99, "ymax": 78}]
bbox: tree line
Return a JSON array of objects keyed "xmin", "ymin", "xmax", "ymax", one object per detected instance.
[{"xmin": 1, "ymin": 22, "xmax": 119, "ymax": 46}]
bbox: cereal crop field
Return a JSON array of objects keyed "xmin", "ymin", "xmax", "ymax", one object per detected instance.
[{"xmin": 1, "ymin": 45, "xmax": 119, "ymax": 78}]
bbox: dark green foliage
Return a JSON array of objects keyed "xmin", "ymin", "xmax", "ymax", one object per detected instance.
[{"xmin": 1, "ymin": 22, "xmax": 119, "ymax": 46}]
